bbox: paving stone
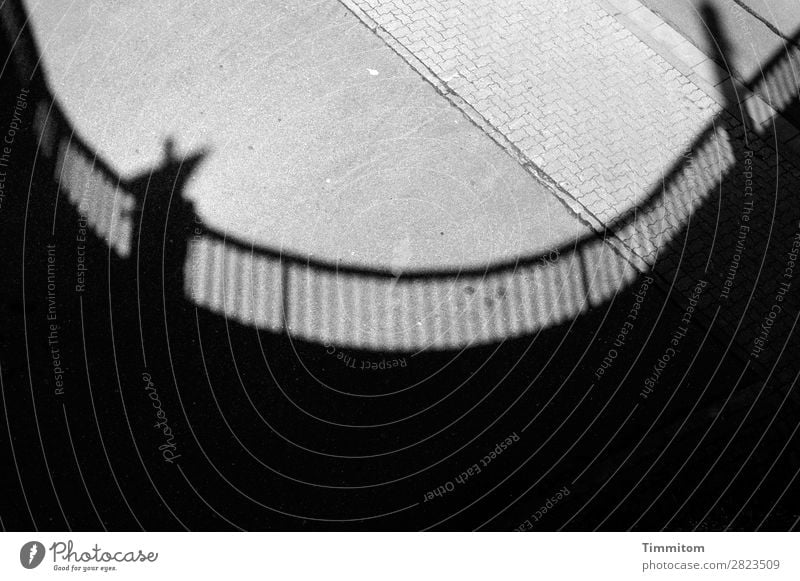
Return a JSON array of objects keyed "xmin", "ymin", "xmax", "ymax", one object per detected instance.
[
  {"xmin": 743, "ymin": 95, "xmax": 778, "ymax": 126},
  {"xmin": 692, "ymin": 58, "xmax": 730, "ymax": 86},
  {"xmin": 671, "ymin": 40, "xmax": 710, "ymax": 68},
  {"xmin": 649, "ymin": 22, "xmax": 687, "ymax": 48},
  {"xmin": 626, "ymin": 6, "xmax": 665, "ymax": 32}
]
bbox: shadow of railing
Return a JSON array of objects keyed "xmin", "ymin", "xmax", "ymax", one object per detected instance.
[
  {"xmin": 3, "ymin": 0, "xmax": 799, "ymax": 533},
  {"xmin": 3, "ymin": 0, "xmax": 799, "ymax": 356},
  {"xmin": 741, "ymin": 20, "xmax": 800, "ymax": 127}
]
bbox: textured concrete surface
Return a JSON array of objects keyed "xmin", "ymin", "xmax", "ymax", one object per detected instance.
[
  {"xmin": 740, "ymin": 0, "xmax": 800, "ymax": 38},
  {"xmin": 22, "ymin": 0, "xmax": 588, "ymax": 271}
]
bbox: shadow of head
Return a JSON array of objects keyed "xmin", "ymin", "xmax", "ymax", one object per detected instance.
[
  {"xmin": 126, "ymin": 137, "xmax": 209, "ymax": 231},
  {"xmin": 126, "ymin": 138, "xmax": 209, "ymax": 214}
]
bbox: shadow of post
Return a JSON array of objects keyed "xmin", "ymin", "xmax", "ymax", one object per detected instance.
[{"xmin": 700, "ymin": 2, "xmax": 748, "ymax": 126}]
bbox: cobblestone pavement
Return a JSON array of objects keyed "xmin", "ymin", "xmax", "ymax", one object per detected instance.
[
  {"xmin": 341, "ymin": 0, "xmax": 800, "ymax": 374},
  {"xmin": 345, "ymin": 0, "xmax": 723, "ymax": 224}
]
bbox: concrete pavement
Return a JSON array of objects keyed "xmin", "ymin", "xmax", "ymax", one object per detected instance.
[{"xmin": 22, "ymin": 0, "xmax": 588, "ymax": 272}]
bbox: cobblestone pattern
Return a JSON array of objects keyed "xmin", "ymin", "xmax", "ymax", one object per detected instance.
[
  {"xmin": 343, "ymin": 0, "xmax": 800, "ymax": 368},
  {"xmin": 346, "ymin": 0, "xmax": 722, "ymax": 225}
]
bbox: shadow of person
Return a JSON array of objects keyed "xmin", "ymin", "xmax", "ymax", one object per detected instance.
[{"xmin": 125, "ymin": 138, "xmax": 208, "ymax": 322}]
